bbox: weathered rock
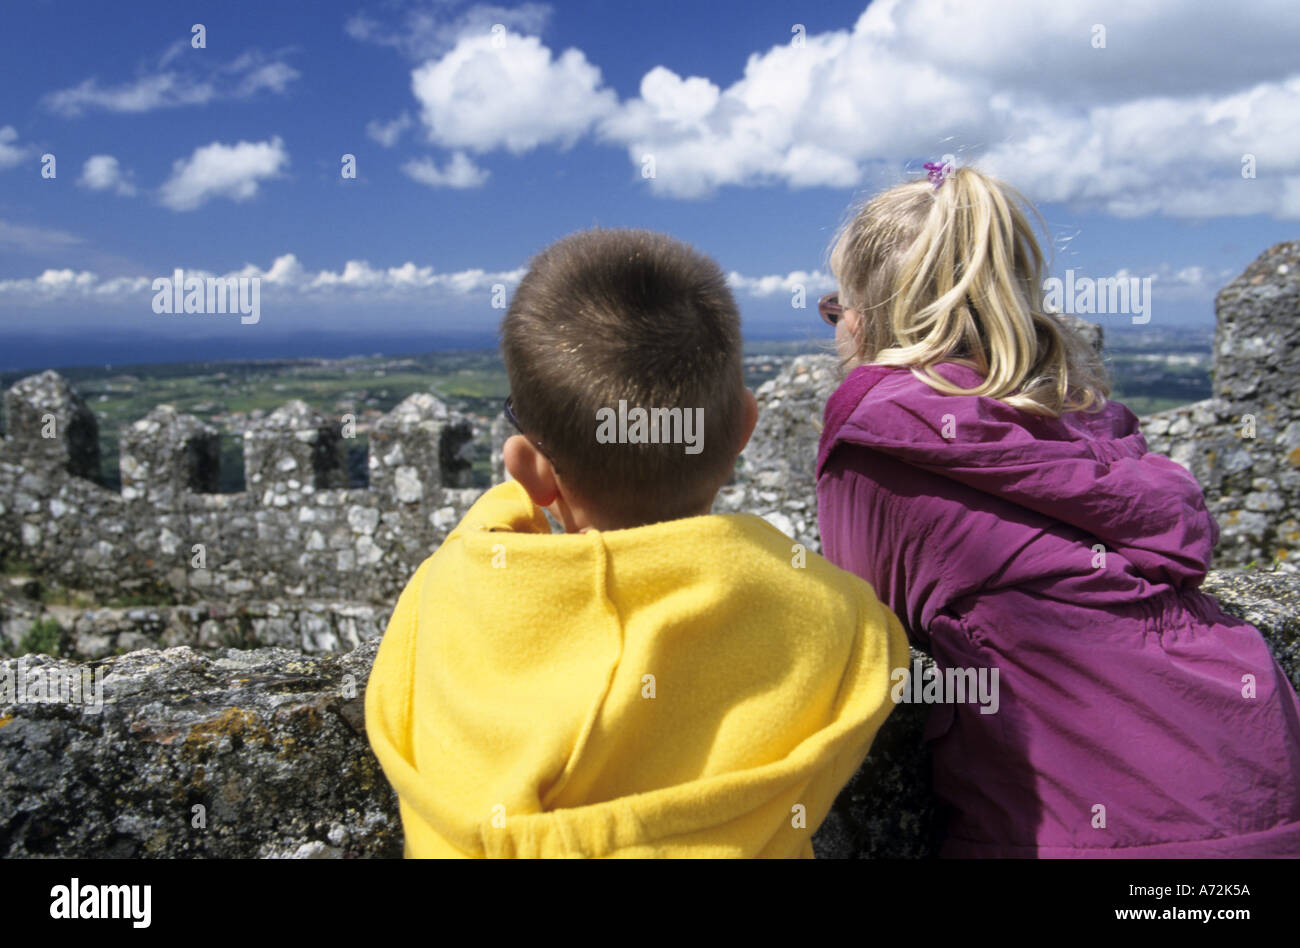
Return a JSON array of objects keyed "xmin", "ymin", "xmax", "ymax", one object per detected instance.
[
  {"xmin": 2, "ymin": 370, "xmax": 100, "ymax": 481},
  {"xmin": 1212, "ymin": 241, "xmax": 1300, "ymax": 406},
  {"xmin": 0, "ymin": 640, "xmax": 399, "ymax": 858},
  {"xmin": 0, "ymin": 596, "xmax": 392, "ymax": 661},
  {"xmin": 1201, "ymin": 569, "xmax": 1300, "ymax": 686},
  {"xmin": 812, "ymin": 649, "xmax": 940, "ymax": 859},
  {"xmin": 1142, "ymin": 241, "xmax": 1300, "ymax": 570},
  {"xmin": 2, "ymin": 569, "xmax": 1294, "ymax": 858},
  {"xmin": 368, "ymin": 392, "xmax": 473, "ymax": 501},
  {"xmin": 119, "ymin": 405, "xmax": 220, "ymax": 505},
  {"xmin": 0, "ymin": 388, "xmax": 479, "ymax": 604},
  {"xmin": 244, "ymin": 399, "xmax": 348, "ymax": 504},
  {"xmin": 716, "ymin": 353, "xmax": 839, "ymax": 551}
]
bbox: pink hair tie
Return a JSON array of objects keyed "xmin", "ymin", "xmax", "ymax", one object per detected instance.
[{"xmin": 923, "ymin": 160, "xmax": 952, "ymax": 189}]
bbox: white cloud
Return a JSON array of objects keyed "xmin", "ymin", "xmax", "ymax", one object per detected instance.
[
  {"xmin": 0, "ymin": 254, "xmax": 855, "ymax": 305},
  {"xmin": 411, "ymin": 31, "xmax": 616, "ymax": 153},
  {"xmin": 0, "ymin": 254, "xmax": 528, "ymax": 304},
  {"xmin": 727, "ymin": 270, "xmax": 836, "ymax": 298},
  {"xmin": 0, "ymin": 126, "xmax": 32, "ymax": 170},
  {"xmin": 158, "ymin": 137, "xmax": 289, "ymax": 211},
  {"xmin": 980, "ymin": 78, "xmax": 1300, "ymax": 218},
  {"xmin": 367, "ymin": 112, "xmax": 412, "ymax": 147},
  {"xmin": 729, "ymin": 262, "xmax": 1238, "ymax": 310},
  {"xmin": 638, "ymin": 68, "xmax": 720, "ymax": 127},
  {"xmin": 157, "ymin": 38, "xmax": 189, "ymax": 70},
  {"xmin": 78, "ymin": 155, "xmax": 136, "ymax": 196},
  {"xmin": 379, "ymin": 1, "xmax": 1300, "ymax": 216},
  {"xmin": 609, "ymin": 1, "xmax": 1300, "ymax": 210},
  {"xmin": 46, "ymin": 74, "xmax": 214, "ymax": 116},
  {"xmin": 0, "ymin": 219, "xmax": 84, "ymax": 251},
  {"xmin": 402, "ymin": 153, "xmax": 489, "ymax": 188},
  {"xmin": 233, "ymin": 61, "xmax": 300, "ymax": 97},
  {"xmin": 347, "ymin": 1, "xmax": 552, "ymax": 61},
  {"xmin": 45, "ymin": 48, "xmax": 299, "ymax": 116}
]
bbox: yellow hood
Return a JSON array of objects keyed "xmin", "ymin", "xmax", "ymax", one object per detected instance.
[{"xmin": 365, "ymin": 480, "xmax": 908, "ymax": 858}]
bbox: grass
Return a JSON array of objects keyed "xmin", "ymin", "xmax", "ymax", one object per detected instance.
[
  {"xmin": 103, "ymin": 590, "xmax": 175, "ymax": 608},
  {"xmin": 38, "ymin": 586, "xmax": 98, "ymax": 608},
  {"xmin": 217, "ymin": 613, "xmax": 260, "ymax": 650},
  {"xmin": 60, "ymin": 352, "xmax": 510, "ymax": 492},
  {"xmin": 19, "ymin": 617, "xmax": 67, "ymax": 657},
  {"xmin": 1121, "ymin": 396, "xmax": 1201, "ymax": 416},
  {"xmin": 0, "ymin": 556, "xmax": 38, "ymax": 576}
]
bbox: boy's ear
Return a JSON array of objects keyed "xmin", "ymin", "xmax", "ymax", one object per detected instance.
[
  {"xmin": 503, "ymin": 434, "xmax": 560, "ymax": 508},
  {"xmin": 735, "ymin": 388, "xmax": 759, "ymax": 454}
]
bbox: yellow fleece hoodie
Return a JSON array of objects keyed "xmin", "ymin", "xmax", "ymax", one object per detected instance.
[{"xmin": 365, "ymin": 479, "xmax": 909, "ymax": 858}]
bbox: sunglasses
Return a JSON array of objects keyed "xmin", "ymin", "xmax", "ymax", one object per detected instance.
[
  {"xmin": 504, "ymin": 394, "xmax": 560, "ymax": 470},
  {"xmin": 818, "ymin": 293, "xmax": 844, "ymax": 326}
]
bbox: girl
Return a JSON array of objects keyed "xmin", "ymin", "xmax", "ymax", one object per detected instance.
[{"xmin": 815, "ymin": 165, "xmax": 1300, "ymax": 856}]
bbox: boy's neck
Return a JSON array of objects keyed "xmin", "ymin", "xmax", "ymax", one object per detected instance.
[{"xmin": 556, "ymin": 495, "xmax": 717, "ymax": 533}]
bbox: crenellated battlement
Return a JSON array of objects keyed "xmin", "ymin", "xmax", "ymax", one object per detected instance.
[
  {"xmin": 0, "ymin": 378, "xmax": 485, "ymax": 604},
  {"xmin": 2, "ymin": 370, "xmax": 102, "ymax": 481},
  {"xmin": 120, "ymin": 405, "xmax": 220, "ymax": 503}
]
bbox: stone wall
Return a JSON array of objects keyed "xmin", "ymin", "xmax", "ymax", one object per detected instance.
[
  {"xmin": 0, "ymin": 641, "xmax": 400, "ymax": 858},
  {"xmin": 0, "ymin": 595, "xmax": 389, "ymax": 660},
  {"xmin": 0, "ymin": 371, "xmax": 477, "ymax": 607},
  {"xmin": 1, "ymin": 570, "xmax": 1294, "ymax": 858},
  {"xmin": 1141, "ymin": 241, "xmax": 1300, "ymax": 569}
]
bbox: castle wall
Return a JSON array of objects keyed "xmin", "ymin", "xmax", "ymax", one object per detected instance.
[
  {"xmin": 0, "ymin": 377, "xmax": 479, "ymax": 606},
  {"xmin": 1141, "ymin": 240, "xmax": 1300, "ymax": 568}
]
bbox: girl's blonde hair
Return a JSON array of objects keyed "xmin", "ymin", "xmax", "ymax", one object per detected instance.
[{"xmin": 828, "ymin": 166, "xmax": 1109, "ymax": 417}]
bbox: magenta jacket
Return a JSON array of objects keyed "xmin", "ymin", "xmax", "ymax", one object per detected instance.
[{"xmin": 816, "ymin": 361, "xmax": 1300, "ymax": 857}]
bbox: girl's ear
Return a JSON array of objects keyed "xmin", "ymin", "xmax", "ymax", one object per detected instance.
[
  {"xmin": 502, "ymin": 434, "xmax": 559, "ymax": 508},
  {"xmin": 836, "ymin": 305, "xmax": 864, "ymax": 363},
  {"xmin": 842, "ymin": 305, "xmax": 862, "ymax": 335}
]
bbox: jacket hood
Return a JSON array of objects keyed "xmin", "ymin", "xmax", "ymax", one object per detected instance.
[
  {"xmin": 366, "ymin": 479, "xmax": 907, "ymax": 858},
  {"xmin": 817, "ymin": 362, "xmax": 1218, "ymax": 588}
]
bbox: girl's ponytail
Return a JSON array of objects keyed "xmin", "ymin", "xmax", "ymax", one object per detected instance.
[{"xmin": 830, "ymin": 167, "xmax": 1108, "ymax": 416}]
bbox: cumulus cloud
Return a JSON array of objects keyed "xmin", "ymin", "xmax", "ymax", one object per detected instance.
[
  {"xmin": 411, "ymin": 31, "xmax": 617, "ymax": 153},
  {"xmin": 158, "ymin": 138, "xmax": 289, "ymax": 211},
  {"xmin": 385, "ymin": 0, "xmax": 1300, "ymax": 216},
  {"xmin": 0, "ymin": 254, "xmax": 862, "ymax": 306},
  {"xmin": 0, "ymin": 253, "xmax": 527, "ymax": 304},
  {"xmin": 402, "ymin": 153, "xmax": 490, "ymax": 188},
  {"xmin": 78, "ymin": 155, "xmax": 136, "ymax": 195},
  {"xmin": 0, "ymin": 126, "xmax": 32, "ymax": 170},
  {"xmin": 0, "ymin": 251, "xmax": 1233, "ymax": 334},
  {"xmin": 1080, "ymin": 263, "xmax": 1239, "ymax": 303},
  {"xmin": 45, "ymin": 47, "xmax": 300, "ymax": 116},
  {"xmin": 979, "ymin": 78, "xmax": 1300, "ymax": 219},
  {"xmin": 612, "ymin": 0, "xmax": 1300, "ymax": 211},
  {"xmin": 367, "ymin": 112, "xmax": 412, "ymax": 147},
  {"xmin": 726, "ymin": 270, "xmax": 836, "ymax": 298},
  {"xmin": 722, "ymin": 263, "xmax": 1232, "ymax": 305}
]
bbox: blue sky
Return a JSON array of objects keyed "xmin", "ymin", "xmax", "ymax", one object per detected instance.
[{"xmin": 2, "ymin": 0, "xmax": 1299, "ymax": 369}]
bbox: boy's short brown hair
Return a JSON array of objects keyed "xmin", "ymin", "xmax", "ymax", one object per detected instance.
[{"xmin": 501, "ymin": 228, "xmax": 745, "ymax": 526}]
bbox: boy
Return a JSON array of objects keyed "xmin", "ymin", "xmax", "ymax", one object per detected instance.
[{"xmin": 365, "ymin": 228, "xmax": 909, "ymax": 857}]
